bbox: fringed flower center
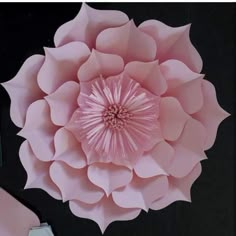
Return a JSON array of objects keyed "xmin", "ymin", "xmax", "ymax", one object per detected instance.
[
  {"xmin": 76, "ymin": 75, "xmax": 160, "ymax": 166},
  {"xmin": 103, "ymin": 104, "xmax": 132, "ymax": 130}
]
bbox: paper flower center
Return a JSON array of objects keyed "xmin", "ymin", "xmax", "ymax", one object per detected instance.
[
  {"xmin": 103, "ymin": 104, "xmax": 132, "ymax": 130},
  {"xmin": 76, "ymin": 75, "xmax": 160, "ymax": 165}
]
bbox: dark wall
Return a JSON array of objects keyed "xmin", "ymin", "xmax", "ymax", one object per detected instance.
[{"xmin": 0, "ymin": 3, "xmax": 234, "ymax": 236}]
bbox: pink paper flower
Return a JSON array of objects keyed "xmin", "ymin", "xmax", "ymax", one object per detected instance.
[{"xmin": 2, "ymin": 3, "xmax": 229, "ymax": 233}]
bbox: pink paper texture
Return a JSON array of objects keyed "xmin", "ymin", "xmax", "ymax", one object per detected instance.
[
  {"xmin": 1, "ymin": 3, "xmax": 230, "ymax": 233},
  {"xmin": 0, "ymin": 188, "xmax": 40, "ymax": 236}
]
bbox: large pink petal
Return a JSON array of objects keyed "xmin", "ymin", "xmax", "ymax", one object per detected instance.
[
  {"xmin": 37, "ymin": 42, "xmax": 90, "ymax": 94},
  {"xmin": 193, "ymin": 80, "xmax": 230, "ymax": 149},
  {"xmin": 78, "ymin": 50, "xmax": 124, "ymax": 82},
  {"xmin": 124, "ymin": 60, "xmax": 167, "ymax": 95},
  {"xmin": 50, "ymin": 161, "xmax": 104, "ymax": 204},
  {"xmin": 112, "ymin": 175, "xmax": 168, "ymax": 212},
  {"xmin": 151, "ymin": 163, "xmax": 201, "ymax": 210},
  {"xmin": 0, "ymin": 188, "xmax": 40, "ymax": 236},
  {"xmin": 88, "ymin": 163, "xmax": 133, "ymax": 196},
  {"xmin": 19, "ymin": 141, "xmax": 62, "ymax": 200},
  {"xmin": 54, "ymin": 128, "xmax": 87, "ymax": 168},
  {"xmin": 1, "ymin": 55, "xmax": 45, "ymax": 128},
  {"xmin": 139, "ymin": 20, "xmax": 203, "ymax": 73},
  {"xmin": 45, "ymin": 81, "xmax": 80, "ymax": 126},
  {"xmin": 69, "ymin": 197, "xmax": 141, "ymax": 233},
  {"xmin": 96, "ymin": 20, "xmax": 157, "ymax": 63},
  {"xmin": 168, "ymin": 119, "xmax": 207, "ymax": 178},
  {"xmin": 134, "ymin": 141, "xmax": 174, "ymax": 178},
  {"xmin": 54, "ymin": 3, "xmax": 129, "ymax": 49},
  {"xmin": 160, "ymin": 59, "xmax": 203, "ymax": 90},
  {"xmin": 18, "ymin": 100, "xmax": 58, "ymax": 161},
  {"xmin": 167, "ymin": 77, "xmax": 204, "ymax": 114},
  {"xmin": 159, "ymin": 97, "xmax": 189, "ymax": 141}
]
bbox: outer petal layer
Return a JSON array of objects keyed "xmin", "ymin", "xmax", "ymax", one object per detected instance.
[
  {"xmin": 88, "ymin": 163, "xmax": 133, "ymax": 196},
  {"xmin": 54, "ymin": 3, "xmax": 129, "ymax": 48},
  {"xmin": 69, "ymin": 197, "xmax": 141, "ymax": 233},
  {"xmin": 193, "ymin": 80, "xmax": 230, "ymax": 149},
  {"xmin": 167, "ymin": 77, "xmax": 204, "ymax": 114},
  {"xmin": 139, "ymin": 20, "xmax": 203, "ymax": 73},
  {"xmin": 19, "ymin": 141, "xmax": 61, "ymax": 200},
  {"xmin": 18, "ymin": 100, "xmax": 57, "ymax": 162},
  {"xmin": 168, "ymin": 119, "xmax": 207, "ymax": 178},
  {"xmin": 37, "ymin": 42, "xmax": 90, "ymax": 94},
  {"xmin": 151, "ymin": 163, "xmax": 201, "ymax": 210},
  {"xmin": 50, "ymin": 161, "xmax": 104, "ymax": 204},
  {"xmin": 112, "ymin": 175, "xmax": 168, "ymax": 211},
  {"xmin": 160, "ymin": 59, "xmax": 202, "ymax": 90},
  {"xmin": 96, "ymin": 20, "xmax": 157, "ymax": 63},
  {"xmin": 1, "ymin": 55, "xmax": 45, "ymax": 127},
  {"xmin": 45, "ymin": 81, "xmax": 80, "ymax": 126}
]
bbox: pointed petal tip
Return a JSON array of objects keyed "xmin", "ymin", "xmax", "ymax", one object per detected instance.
[
  {"xmin": 130, "ymin": 19, "xmax": 135, "ymax": 25},
  {"xmin": 186, "ymin": 23, "xmax": 191, "ymax": 28},
  {"xmin": 62, "ymin": 197, "xmax": 68, "ymax": 203},
  {"xmin": 143, "ymin": 207, "xmax": 149, "ymax": 213},
  {"xmin": 43, "ymin": 46, "xmax": 50, "ymax": 54},
  {"xmin": 223, "ymin": 109, "xmax": 231, "ymax": 119},
  {"xmin": 217, "ymin": 104, "xmax": 231, "ymax": 122},
  {"xmin": 1, "ymin": 81, "xmax": 11, "ymax": 97},
  {"xmin": 186, "ymin": 198, "xmax": 191, "ymax": 203},
  {"xmin": 1, "ymin": 81, "xmax": 7, "ymax": 88},
  {"xmin": 104, "ymin": 190, "xmax": 111, "ymax": 198},
  {"xmin": 17, "ymin": 130, "xmax": 23, "ymax": 137},
  {"xmin": 181, "ymin": 23, "xmax": 191, "ymax": 32},
  {"xmin": 1, "ymin": 80, "xmax": 15, "ymax": 92},
  {"xmin": 98, "ymin": 224, "xmax": 107, "ymax": 234},
  {"xmin": 81, "ymin": 2, "xmax": 93, "ymax": 11},
  {"xmin": 24, "ymin": 183, "xmax": 29, "ymax": 190},
  {"xmin": 199, "ymin": 74, "xmax": 205, "ymax": 79},
  {"xmin": 24, "ymin": 181, "xmax": 35, "ymax": 190},
  {"xmin": 43, "ymin": 47, "xmax": 54, "ymax": 58}
]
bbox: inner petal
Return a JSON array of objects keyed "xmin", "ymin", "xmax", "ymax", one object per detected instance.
[{"xmin": 75, "ymin": 75, "xmax": 160, "ymax": 166}]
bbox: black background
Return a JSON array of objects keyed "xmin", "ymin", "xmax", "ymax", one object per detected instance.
[{"xmin": 0, "ymin": 3, "xmax": 234, "ymax": 236}]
